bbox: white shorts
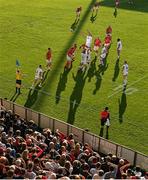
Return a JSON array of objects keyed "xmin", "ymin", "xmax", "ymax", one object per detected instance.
[
  {"xmin": 35, "ymin": 76, "xmax": 41, "ymax": 80},
  {"xmin": 123, "ymin": 72, "xmax": 128, "ymax": 76},
  {"xmin": 94, "ymin": 46, "xmax": 99, "ymax": 51},
  {"xmin": 67, "ymin": 55, "xmax": 72, "ymax": 62},
  {"xmin": 85, "ymin": 42, "xmax": 91, "ymax": 48},
  {"xmin": 46, "ymin": 59, "xmax": 52, "ymax": 65},
  {"xmin": 100, "ymin": 53, "xmax": 106, "ymax": 59},
  {"xmin": 105, "ymin": 43, "xmax": 110, "ymax": 47}
]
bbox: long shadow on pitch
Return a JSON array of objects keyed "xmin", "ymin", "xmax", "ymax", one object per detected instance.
[
  {"xmin": 118, "ymin": 93, "xmax": 127, "ymax": 123},
  {"xmin": 10, "ymin": 92, "xmax": 20, "ymax": 102},
  {"xmin": 93, "ymin": 67, "xmax": 102, "ymax": 95},
  {"xmin": 90, "ymin": 12, "xmax": 98, "ymax": 23},
  {"xmin": 112, "ymin": 59, "xmax": 120, "ymax": 82},
  {"xmin": 30, "ymin": 0, "xmax": 97, "ymax": 111},
  {"xmin": 24, "ymin": 86, "xmax": 41, "ymax": 108},
  {"xmin": 67, "ymin": 70, "xmax": 87, "ymax": 125},
  {"xmin": 55, "ymin": 68, "xmax": 71, "ymax": 104},
  {"xmin": 100, "ymin": 0, "xmax": 148, "ymax": 13},
  {"xmin": 24, "ymin": 70, "xmax": 49, "ymax": 107},
  {"xmin": 70, "ymin": 18, "xmax": 80, "ymax": 32},
  {"xmin": 87, "ymin": 58, "xmax": 97, "ymax": 82}
]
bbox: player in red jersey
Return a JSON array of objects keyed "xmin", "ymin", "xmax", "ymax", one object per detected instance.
[
  {"xmin": 94, "ymin": 37, "xmax": 102, "ymax": 58},
  {"xmin": 104, "ymin": 34, "xmax": 112, "ymax": 52},
  {"xmin": 106, "ymin": 26, "xmax": 112, "ymax": 35},
  {"xmin": 46, "ymin": 48, "xmax": 52, "ymax": 70},
  {"xmin": 65, "ymin": 44, "xmax": 77, "ymax": 69}
]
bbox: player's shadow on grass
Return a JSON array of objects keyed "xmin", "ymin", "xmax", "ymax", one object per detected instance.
[
  {"xmin": 100, "ymin": 59, "xmax": 109, "ymax": 76},
  {"xmin": 112, "ymin": 59, "xmax": 120, "ymax": 82},
  {"xmin": 70, "ymin": 18, "xmax": 80, "ymax": 32},
  {"xmin": 87, "ymin": 58, "xmax": 97, "ymax": 82},
  {"xmin": 67, "ymin": 70, "xmax": 87, "ymax": 125},
  {"xmin": 24, "ymin": 86, "xmax": 41, "ymax": 108},
  {"xmin": 90, "ymin": 12, "xmax": 98, "ymax": 23},
  {"xmin": 99, "ymin": 126, "xmax": 109, "ymax": 139},
  {"xmin": 10, "ymin": 92, "xmax": 20, "ymax": 102},
  {"xmin": 55, "ymin": 68, "xmax": 71, "ymax": 104},
  {"xmin": 93, "ymin": 68, "xmax": 102, "ymax": 95},
  {"xmin": 118, "ymin": 93, "xmax": 127, "ymax": 123},
  {"xmin": 41, "ymin": 70, "xmax": 50, "ymax": 86},
  {"xmin": 99, "ymin": 0, "xmax": 148, "ymax": 13}
]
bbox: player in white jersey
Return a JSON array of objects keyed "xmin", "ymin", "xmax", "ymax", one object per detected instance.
[
  {"xmin": 100, "ymin": 45, "xmax": 107, "ymax": 66},
  {"xmin": 84, "ymin": 31, "xmax": 92, "ymax": 48},
  {"xmin": 122, "ymin": 61, "xmax": 128, "ymax": 91},
  {"xmin": 79, "ymin": 49, "xmax": 87, "ymax": 71},
  {"xmin": 31, "ymin": 65, "xmax": 43, "ymax": 88},
  {"xmin": 117, "ymin": 38, "xmax": 122, "ymax": 59}
]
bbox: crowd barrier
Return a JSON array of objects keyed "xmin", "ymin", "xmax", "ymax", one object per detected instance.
[{"xmin": 0, "ymin": 98, "xmax": 148, "ymax": 170}]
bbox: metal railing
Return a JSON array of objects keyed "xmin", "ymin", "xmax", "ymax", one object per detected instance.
[{"xmin": 0, "ymin": 98, "xmax": 148, "ymax": 170}]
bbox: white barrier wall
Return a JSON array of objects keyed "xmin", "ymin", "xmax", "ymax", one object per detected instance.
[
  {"xmin": 136, "ymin": 153, "xmax": 148, "ymax": 170},
  {"xmin": 0, "ymin": 99, "xmax": 148, "ymax": 170}
]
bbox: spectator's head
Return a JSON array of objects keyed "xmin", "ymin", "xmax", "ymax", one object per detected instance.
[
  {"xmin": 15, "ymin": 159, "xmax": 22, "ymax": 167},
  {"xmin": 119, "ymin": 158, "xmax": 125, "ymax": 165},
  {"xmin": 145, "ymin": 172, "xmax": 148, "ymax": 179},
  {"xmin": 45, "ymin": 161, "xmax": 54, "ymax": 171},
  {"xmin": 49, "ymin": 141, "xmax": 55, "ymax": 150},
  {"xmin": 7, "ymin": 169, "xmax": 14, "ymax": 178},
  {"xmin": 121, "ymin": 173, "xmax": 127, "ymax": 179},
  {"xmin": 93, "ymin": 173, "xmax": 99, "ymax": 179},
  {"xmin": 98, "ymin": 169, "xmax": 104, "ymax": 177},
  {"xmin": 27, "ymin": 161, "xmax": 34, "ymax": 171},
  {"xmin": 49, "ymin": 172, "xmax": 56, "ymax": 179},
  {"xmin": 16, "ymin": 130, "xmax": 21, "ymax": 136},
  {"xmin": 0, "ymin": 147, "xmax": 4, "ymax": 156}
]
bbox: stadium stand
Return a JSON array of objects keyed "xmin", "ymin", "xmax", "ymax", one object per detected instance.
[{"xmin": 0, "ymin": 99, "xmax": 147, "ymax": 179}]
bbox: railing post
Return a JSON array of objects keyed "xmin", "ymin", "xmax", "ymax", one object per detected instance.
[
  {"xmin": 25, "ymin": 108, "xmax": 27, "ymax": 121},
  {"xmin": 116, "ymin": 144, "xmax": 118, "ymax": 156},
  {"xmin": 98, "ymin": 137, "xmax": 101, "ymax": 152},
  {"xmin": 134, "ymin": 152, "xmax": 137, "ymax": 167},
  {"xmin": 53, "ymin": 119, "xmax": 55, "ymax": 132},
  {"xmin": 12, "ymin": 103, "xmax": 15, "ymax": 114},
  {"xmin": 67, "ymin": 124, "xmax": 69, "ymax": 137},
  {"xmin": 82, "ymin": 130, "xmax": 85, "ymax": 145},
  {"xmin": 38, "ymin": 113, "xmax": 41, "ymax": 127}
]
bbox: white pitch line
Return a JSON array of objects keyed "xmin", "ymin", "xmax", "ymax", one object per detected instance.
[{"xmin": 108, "ymin": 75, "xmax": 148, "ymax": 98}]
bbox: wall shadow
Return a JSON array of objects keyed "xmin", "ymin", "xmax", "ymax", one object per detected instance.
[
  {"xmin": 112, "ymin": 58, "xmax": 120, "ymax": 82},
  {"xmin": 118, "ymin": 93, "xmax": 127, "ymax": 123},
  {"xmin": 24, "ymin": 86, "xmax": 41, "ymax": 108},
  {"xmin": 67, "ymin": 70, "xmax": 87, "ymax": 125},
  {"xmin": 99, "ymin": 0, "xmax": 148, "ymax": 13},
  {"xmin": 30, "ymin": 0, "xmax": 97, "ymax": 110},
  {"xmin": 55, "ymin": 68, "xmax": 71, "ymax": 104}
]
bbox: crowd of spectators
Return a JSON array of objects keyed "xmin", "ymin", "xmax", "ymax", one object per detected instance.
[{"xmin": 0, "ymin": 106, "xmax": 147, "ymax": 179}]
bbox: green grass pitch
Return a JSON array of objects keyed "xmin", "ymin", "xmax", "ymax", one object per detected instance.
[{"xmin": 0, "ymin": 0, "xmax": 148, "ymax": 154}]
